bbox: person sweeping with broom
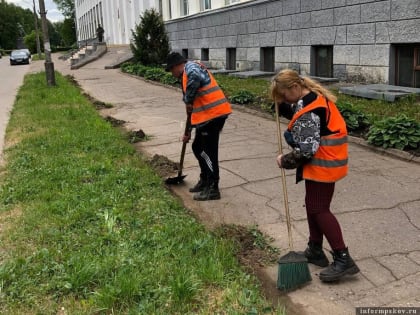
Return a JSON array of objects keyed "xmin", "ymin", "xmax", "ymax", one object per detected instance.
[{"xmin": 270, "ymin": 69, "xmax": 360, "ymax": 283}]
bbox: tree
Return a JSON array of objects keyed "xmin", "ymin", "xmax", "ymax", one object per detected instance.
[
  {"xmin": 53, "ymin": 0, "xmax": 76, "ymax": 47},
  {"xmin": 0, "ymin": 0, "xmax": 36, "ymax": 49},
  {"xmin": 24, "ymin": 30, "xmax": 43, "ymax": 53},
  {"xmin": 54, "ymin": 19, "xmax": 76, "ymax": 47},
  {"xmin": 131, "ymin": 9, "xmax": 170, "ymax": 66},
  {"xmin": 52, "ymin": 0, "xmax": 74, "ymax": 19}
]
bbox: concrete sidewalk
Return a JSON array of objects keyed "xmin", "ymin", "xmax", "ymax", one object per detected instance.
[{"xmin": 31, "ymin": 53, "xmax": 420, "ymax": 314}]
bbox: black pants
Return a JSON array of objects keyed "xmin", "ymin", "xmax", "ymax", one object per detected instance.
[{"xmin": 192, "ymin": 116, "xmax": 226, "ymax": 184}]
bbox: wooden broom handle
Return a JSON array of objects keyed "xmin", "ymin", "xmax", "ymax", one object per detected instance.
[{"xmin": 275, "ymin": 103, "xmax": 293, "ymax": 250}]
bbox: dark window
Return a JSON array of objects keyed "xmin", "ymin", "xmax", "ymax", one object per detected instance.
[
  {"xmin": 226, "ymin": 48, "xmax": 236, "ymax": 70},
  {"xmin": 313, "ymin": 46, "xmax": 333, "ymax": 77},
  {"xmin": 261, "ymin": 47, "xmax": 275, "ymax": 72},
  {"xmin": 201, "ymin": 48, "xmax": 209, "ymax": 61},
  {"xmin": 182, "ymin": 49, "xmax": 188, "ymax": 59},
  {"xmin": 181, "ymin": 0, "xmax": 189, "ymax": 16},
  {"xmin": 395, "ymin": 45, "xmax": 420, "ymax": 88},
  {"xmin": 201, "ymin": 0, "xmax": 211, "ymax": 10}
]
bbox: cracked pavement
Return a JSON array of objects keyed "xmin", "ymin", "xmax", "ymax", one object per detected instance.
[{"xmin": 29, "ymin": 50, "xmax": 420, "ymax": 315}]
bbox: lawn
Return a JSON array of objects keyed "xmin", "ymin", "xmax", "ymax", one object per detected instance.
[{"xmin": 0, "ymin": 72, "xmax": 284, "ymax": 315}]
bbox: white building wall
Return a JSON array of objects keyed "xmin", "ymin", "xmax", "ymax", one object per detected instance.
[
  {"xmin": 75, "ymin": 0, "xmax": 253, "ymax": 46},
  {"xmin": 75, "ymin": 0, "xmax": 156, "ymax": 46}
]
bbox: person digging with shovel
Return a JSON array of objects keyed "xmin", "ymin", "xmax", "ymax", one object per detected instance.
[
  {"xmin": 165, "ymin": 52, "xmax": 231, "ymax": 201},
  {"xmin": 270, "ymin": 69, "xmax": 360, "ymax": 282}
]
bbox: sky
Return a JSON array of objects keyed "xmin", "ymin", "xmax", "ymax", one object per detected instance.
[{"xmin": 7, "ymin": 0, "xmax": 65, "ymax": 23}]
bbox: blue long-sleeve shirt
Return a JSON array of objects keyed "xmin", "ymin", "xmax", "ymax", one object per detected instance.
[{"xmin": 182, "ymin": 61, "xmax": 211, "ymax": 105}]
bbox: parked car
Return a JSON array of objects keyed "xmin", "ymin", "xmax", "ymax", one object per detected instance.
[{"xmin": 10, "ymin": 50, "xmax": 30, "ymax": 65}]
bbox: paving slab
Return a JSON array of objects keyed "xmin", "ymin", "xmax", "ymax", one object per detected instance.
[
  {"xmin": 27, "ymin": 53, "xmax": 420, "ymax": 315},
  {"xmin": 229, "ymin": 70, "xmax": 276, "ymax": 78},
  {"xmin": 339, "ymin": 84, "xmax": 420, "ymax": 101}
]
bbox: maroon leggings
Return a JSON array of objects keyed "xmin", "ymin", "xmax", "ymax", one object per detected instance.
[{"xmin": 305, "ymin": 180, "xmax": 346, "ymax": 251}]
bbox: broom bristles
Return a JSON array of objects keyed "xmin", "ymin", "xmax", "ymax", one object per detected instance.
[{"xmin": 277, "ymin": 251, "xmax": 312, "ymax": 291}]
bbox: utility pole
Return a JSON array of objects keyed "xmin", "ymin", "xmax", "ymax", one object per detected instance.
[
  {"xmin": 38, "ymin": 0, "xmax": 56, "ymax": 86},
  {"xmin": 32, "ymin": 0, "xmax": 42, "ymax": 59}
]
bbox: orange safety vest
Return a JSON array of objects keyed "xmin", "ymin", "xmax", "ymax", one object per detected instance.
[
  {"xmin": 182, "ymin": 64, "xmax": 231, "ymax": 126},
  {"xmin": 288, "ymin": 95, "xmax": 348, "ymax": 183}
]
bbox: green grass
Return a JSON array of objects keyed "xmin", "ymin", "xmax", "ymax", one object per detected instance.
[
  {"xmin": 214, "ymin": 74, "xmax": 420, "ymax": 122},
  {"xmin": 0, "ymin": 72, "xmax": 284, "ymax": 315},
  {"xmin": 334, "ymin": 91, "xmax": 420, "ymax": 122},
  {"xmin": 31, "ymin": 53, "xmax": 45, "ymax": 61}
]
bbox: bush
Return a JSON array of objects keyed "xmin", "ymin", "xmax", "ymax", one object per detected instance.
[
  {"xmin": 230, "ymin": 90, "xmax": 255, "ymax": 104},
  {"xmin": 144, "ymin": 68, "xmax": 165, "ymax": 81},
  {"xmin": 24, "ymin": 30, "xmax": 43, "ymax": 54},
  {"xmin": 336, "ymin": 101, "xmax": 370, "ymax": 132},
  {"xmin": 367, "ymin": 115, "xmax": 420, "ymax": 150},
  {"xmin": 160, "ymin": 73, "xmax": 179, "ymax": 86}
]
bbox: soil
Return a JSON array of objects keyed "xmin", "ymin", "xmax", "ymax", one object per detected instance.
[
  {"xmin": 213, "ymin": 224, "xmax": 279, "ymax": 271},
  {"xmin": 104, "ymin": 116, "xmax": 126, "ymax": 126},
  {"xmin": 149, "ymin": 154, "xmax": 179, "ymax": 178},
  {"xmin": 127, "ymin": 129, "xmax": 146, "ymax": 143}
]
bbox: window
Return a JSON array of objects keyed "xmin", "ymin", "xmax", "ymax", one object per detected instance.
[
  {"xmin": 99, "ymin": 2, "xmax": 103, "ymax": 25},
  {"xmin": 168, "ymin": 0, "xmax": 172, "ymax": 19},
  {"xmin": 226, "ymin": 48, "xmax": 236, "ymax": 70},
  {"xmin": 182, "ymin": 49, "xmax": 189, "ymax": 59},
  {"xmin": 201, "ymin": 48, "xmax": 209, "ymax": 61},
  {"xmin": 181, "ymin": 0, "xmax": 189, "ymax": 16},
  {"xmin": 261, "ymin": 47, "xmax": 275, "ymax": 72},
  {"xmin": 200, "ymin": 0, "xmax": 211, "ymax": 11},
  {"xmin": 312, "ymin": 46, "xmax": 333, "ymax": 77},
  {"xmin": 395, "ymin": 44, "xmax": 420, "ymax": 88}
]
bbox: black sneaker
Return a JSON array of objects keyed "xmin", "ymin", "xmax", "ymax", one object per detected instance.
[
  {"xmin": 189, "ymin": 178, "xmax": 207, "ymax": 193},
  {"xmin": 193, "ymin": 183, "xmax": 221, "ymax": 201}
]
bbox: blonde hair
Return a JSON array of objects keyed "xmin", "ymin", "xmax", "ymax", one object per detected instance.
[{"xmin": 270, "ymin": 69, "xmax": 337, "ymax": 103}]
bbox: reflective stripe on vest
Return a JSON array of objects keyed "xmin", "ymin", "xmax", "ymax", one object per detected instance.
[
  {"xmin": 182, "ymin": 64, "xmax": 231, "ymax": 125},
  {"xmin": 288, "ymin": 95, "xmax": 348, "ymax": 183}
]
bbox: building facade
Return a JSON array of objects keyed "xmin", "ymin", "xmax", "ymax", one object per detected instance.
[
  {"xmin": 75, "ymin": 0, "xmax": 420, "ymax": 86},
  {"xmin": 74, "ymin": 0, "xmax": 252, "ymax": 46},
  {"xmin": 75, "ymin": 0, "xmax": 160, "ymax": 45}
]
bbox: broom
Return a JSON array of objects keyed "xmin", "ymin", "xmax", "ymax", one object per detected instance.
[{"xmin": 275, "ymin": 102, "xmax": 312, "ymax": 291}]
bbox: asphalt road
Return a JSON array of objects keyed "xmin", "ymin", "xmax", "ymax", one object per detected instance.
[{"xmin": 0, "ymin": 55, "xmax": 31, "ymax": 163}]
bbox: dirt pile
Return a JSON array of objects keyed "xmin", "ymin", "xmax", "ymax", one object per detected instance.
[
  {"xmin": 214, "ymin": 224, "xmax": 279, "ymax": 271},
  {"xmin": 149, "ymin": 154, "xmax": 179, "ymax": 178}
]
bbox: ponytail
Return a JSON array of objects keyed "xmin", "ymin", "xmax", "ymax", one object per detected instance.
[
  {"xmin": 300, "ymin": 76, "xmax": 337, "ymax": 103},
  {"xmin": 271, "ymin": 69, "xmax": 337, "ymax": 103}
]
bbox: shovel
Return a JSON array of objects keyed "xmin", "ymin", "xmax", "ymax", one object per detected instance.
[{"xmin": 165, "ymin": 113, "xmax": 192, "ymax": 185}]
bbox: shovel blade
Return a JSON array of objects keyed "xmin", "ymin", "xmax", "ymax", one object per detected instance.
[{"xmin": 165, "ymin": 174, "xmax": 187, "ymax": 185}]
